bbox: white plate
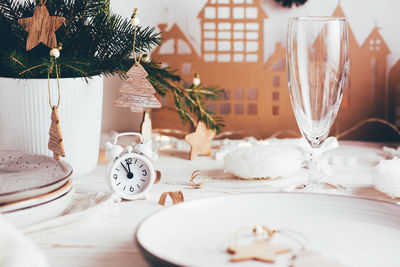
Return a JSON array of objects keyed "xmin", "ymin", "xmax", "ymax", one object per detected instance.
[
  {"xmin": 0, "ymin": 179, "xmax": 73, "ymax": 213},
  {"xmin": 0, "ymin": 151, "xmax": 73, "ymax": 203},
  {"xmin": 136, "ymin": 193, "xmax": 400, "ymax": 267},
  {"xmin": 3, "ymin": 185, "xmax": 74, "ymax": 228}
]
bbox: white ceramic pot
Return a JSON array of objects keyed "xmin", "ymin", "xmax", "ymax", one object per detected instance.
[{"xmin": 0, "ymin": 76, "xmax": 104, "ymax": 177}]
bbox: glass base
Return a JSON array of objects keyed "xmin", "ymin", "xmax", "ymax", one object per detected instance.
[{"xmin": 295, "ymin": 182, "xmax": 346, "ymax": 191}]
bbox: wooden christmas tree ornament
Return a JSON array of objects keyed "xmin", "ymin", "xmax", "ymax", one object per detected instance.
[
  {"xmin": 184, "ymin": 121, "xmax": 215, "ymax": 160},
  {"xmin": 48, "ymin": 106, "xmax": 65, "ymax": 160},
  {"xmin": 18, "ymin": 2, "xmax": 65, "ymax": 51},
  {"xmin": 227, "ymin": 240, "xmax": 291, "ymax": 263},
  {"xmin": 114, "ymin": 64, "xmax": 161, "ymax": 113}
]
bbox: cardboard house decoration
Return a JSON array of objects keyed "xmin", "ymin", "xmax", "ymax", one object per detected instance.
[{"xmin": 151, "ymin": 0, "xmax": 400, "ymax": 139}]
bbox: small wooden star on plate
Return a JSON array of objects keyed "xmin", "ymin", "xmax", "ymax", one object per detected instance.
[
  {"xmin": 227, "ymin": 240, "xmax": 291, "ymax": 263},
  {"xmin": 184, "ymin": 121, "xmax": 215, "ymax": 160}
]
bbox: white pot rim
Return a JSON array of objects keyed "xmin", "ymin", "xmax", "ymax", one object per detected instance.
[{"xmin": 0, "ymin": 75, "xmax": 103, "ymax": 82}]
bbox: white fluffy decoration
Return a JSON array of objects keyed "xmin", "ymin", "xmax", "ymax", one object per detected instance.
[
  {"xmin": 224, "ymin": 145, "xmax": 303, "ymax": 179},
  {"xmin": 372, "ymin": 157, "xmax": 400, "ymax": 198}
]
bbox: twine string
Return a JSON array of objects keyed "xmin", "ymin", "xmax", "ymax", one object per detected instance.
[
  {"xmin": 47, "ymin": 58, "xmax": 61, "ymax": 109},
  {"xmin": 131, "ymin": 8, "xmax": 142, "ymax": 65}
]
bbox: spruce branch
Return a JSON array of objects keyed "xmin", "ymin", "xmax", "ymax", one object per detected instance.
[{"xmin": 0, "ymin": 0, "xmax": 224, "ymax": 132}]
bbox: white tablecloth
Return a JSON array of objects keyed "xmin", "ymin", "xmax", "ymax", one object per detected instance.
[{"xmin": 29, "ymin": 140, "xmax": 398, "ymax": 267}]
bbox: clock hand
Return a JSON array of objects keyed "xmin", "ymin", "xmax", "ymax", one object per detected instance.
[
  {"xmin": 127, "ymin": 161, "xmax": 132, "ymax": 174},
  {"xmin": 120, "ymin": 162, "xmax": 129, "ymax": 174}
]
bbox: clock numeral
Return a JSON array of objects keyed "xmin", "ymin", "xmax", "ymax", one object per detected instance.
[
  {"xmin": 113, "ymin": 174, "xmax": 118, "ymax": 180},
  {"xmin": 126, "ymin": 158, "xmax": 132, "ymax": 164},
  {"xmin": 130, "ymin": 186, "xmax": 134, "ymax": 192},
  {"xmin": 142, "ymin": 169, "xmax": 147, "ymax": 176}
]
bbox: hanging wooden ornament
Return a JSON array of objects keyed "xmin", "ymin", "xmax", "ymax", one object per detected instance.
[
  {"xmin": 114, "ymin": 63, "xmax": 161, "ymax": 113},
  {"xmin": 114, "ymin": 9, "xmax": 161, "ymax": 113},
  {"xmin": 227, "ymin": 240, "xmax": 291, "ymax": 263},
  {"xmin": 47, "ymin": 46, "xmax": 65, "ymax": 161},
  {"xmin": 48, "ymin": 105, "xmax": 65, "ymax": 160},
  {"xmin": 184, "ymin": 121, "xmax": 215, "ymax": 160},
  {"xmin": 18, "ymin": 2, "xmax": 65, "ymax": 51}
]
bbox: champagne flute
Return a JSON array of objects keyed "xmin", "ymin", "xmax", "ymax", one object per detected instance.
[{"xmin": 287, "ymin": 17, "xmax": 348, "ymax": 186}]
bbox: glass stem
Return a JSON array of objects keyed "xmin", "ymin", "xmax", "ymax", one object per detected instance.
[{"xmin": 308, "ymin": 153, "xmax": 321, "ymax": 184}]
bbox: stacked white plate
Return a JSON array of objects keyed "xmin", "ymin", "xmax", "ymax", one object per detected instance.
[{"xmin": 0, "ymin": 151, "xmax": 73, "ymax": 228}]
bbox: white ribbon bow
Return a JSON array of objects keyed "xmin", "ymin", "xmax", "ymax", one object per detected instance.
[{"xmin": 298, "ymin": 137, "xmax": 339, "ymax": 177}]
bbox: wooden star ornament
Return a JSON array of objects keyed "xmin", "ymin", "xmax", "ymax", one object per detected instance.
[
  {"xmin": 184, "ymin": 121, "xmax": 215, "ymax": 160},
  {"xmin": 227, "ymin": 240, "xmax": 291, "ymax": 263},
  {"xmin": 18, "ymin": 3, "xmax": 65, "ymax": 51}
]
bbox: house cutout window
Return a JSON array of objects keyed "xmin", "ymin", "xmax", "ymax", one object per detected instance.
[
  {"xmin": 219, "ymin": 103, "xmax": 231, "ymax": 114},
  {"xmin": 235, "ymin": 103, "xmax": 244, "ymax": 114},
  {"xmin": 272, "ymin": 91, "xmax": 279, "ymax": 101},
  {"xmin": 248, "ymin": 103, "xmax": 257, "ymax": 115},
  {"xmin": 204, "ymin": 31, "xmax": 216, "ymax": 38},
  {"xmin": 205, "ymin": 7, "xmax": 216, "ymax": 19},
  {"xmin": 159, "ymin": 39, "xmax": 174, "ymax": 54},
  {"xmin": 273, "ymin": 75, "xmax": 280, "ymax": 87},
  {"xmin": 246, "ymin": 7, "xmax": 257, "ymax": 18},
  {"xmin": 204, "ymin": 53, "xmax": 216, "ymax": 62},
  {"xmin": 218, "ymin": 7, "xmax": 230, "ymax": 18},
  {"xmin": 272, "ymin": 106, "xmax": 279, "ymax": 116},
  {"xmin": 182, "ymin": 63, "xmax": 191, "ymax": 75},
  {"xmin": 218, "ymin": 54, "xmax": 231, "ymax": 62},
  {"xmin": 206, "ymin": 103, "xmax": 217, "ymax": 113},
  {"xmin": 220, "ymin": 89, "xmax": 231, "ymax": 100},
  {"xmin": 178, "ymin": 39, "xmax": 191, "ymax": 54},
  {"xmin": 235, "ymin": 88, "xmax": 244, "ymax": 100},
  {"xmin": 216, "ymin": 88, "xmax": 258, "ymax": 116},
  {"xmin": 204, "ymin": 41, "xmax": 216, "ymax": 51},
  {"xmin": 233, "ymin": 7, "xmax": 244, "ymax": 19},
  {"xmin": 370, "ymin": 39, "xmax": 381, "ymax": 51}
]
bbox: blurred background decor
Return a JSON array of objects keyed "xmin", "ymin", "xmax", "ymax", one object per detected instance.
[{"xmin": 106, "ymin": 0, "xmax": 398, "ymax": 141}]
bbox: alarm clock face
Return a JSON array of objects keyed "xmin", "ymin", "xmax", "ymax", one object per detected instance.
[{"xmin": 109, "ymin": 153, "xmax": 154, "ymax": 198}]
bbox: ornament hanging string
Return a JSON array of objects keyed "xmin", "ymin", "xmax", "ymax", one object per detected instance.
[
  {"xmin": 47, "ymin": 44, "xmax": 62, "ymax": 109},
  {"xmin": 131, "ymin": 8, "xmax": 143, "ymax": 65}
]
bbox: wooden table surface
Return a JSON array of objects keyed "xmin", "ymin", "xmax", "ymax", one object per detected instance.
[{"xmin": 30, "ymin": 140, "xmax": 398, "ymax": 267}]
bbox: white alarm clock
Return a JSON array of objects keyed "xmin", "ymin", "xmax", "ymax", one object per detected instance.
[{"xmin": 105, "ymin": 132, "xmax": 155, "ymax": 200}]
